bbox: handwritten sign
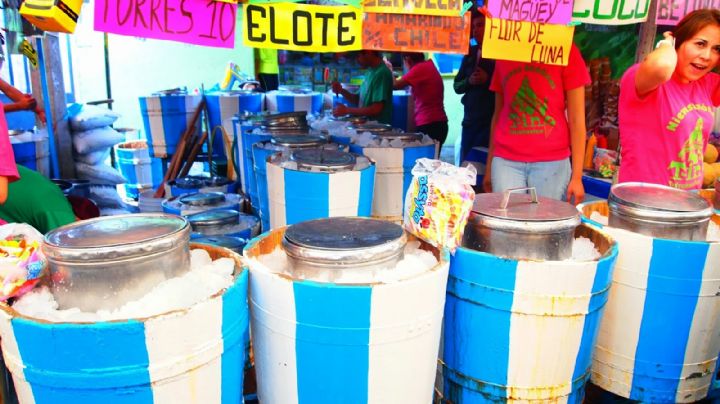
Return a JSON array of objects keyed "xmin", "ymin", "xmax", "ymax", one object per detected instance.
[
  {"xmin": 572, "ymin": 0, "xmax": 651, "ymax": 25},
  {"xmin": 487, "ymin": 0, "xmax": 574, "ymax": 24},
  {"xmin": 363, "ymin": 0, "xmax": 462, "ymax": 17},
  {"xmin": 249, "ymin": 0, "xmax": 362, "ymax": 8},
  {"xmin": 656, "ymin": 0, "xmax": 720, "ymax": 25},
  {"xmin": 243, "ymin": 3, "xmax": 362, "ymax": 52},
  {"xmin": 362, "ymin": 13, "xmax": 470, "ymax": 54},
  {"xmin": 94, "ymin": 0, "xmax": 236, "ymax": 48},
  {"xmin": 482, "ymin": 18, "xmax": 574, "ymax": 66}
]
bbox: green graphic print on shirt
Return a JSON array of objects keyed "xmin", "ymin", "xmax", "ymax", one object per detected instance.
[
  {"xmin": 668, "ymin": 118, "xmax": 704, "ymax": 189},
  {"xmin": 508, "ymin": 77, "xmax": 557, "ymax": 137}
]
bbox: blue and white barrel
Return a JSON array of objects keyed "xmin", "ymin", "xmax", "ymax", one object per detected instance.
[
  {"xmin": 233, "ymin": 119, "xmax": 272, "ymax": 212},
  {"xmin": 206, "ymin": 92, "xmax": 264, "ymax": 162},
  {"xmin": 350, "ymin": 139, "xmax": 436, "ymax": 223},
  {"xmin": 115, "ymin": 141, "xmax": 163, "ymax": 200},
  {"xmin": 10, "ymin": 133, "xmax": 50, "ymax": 177},
  {"xmin": 0, "ymin": 244, "xmax": 248, "ymax": 404},
  {"xmin": 187, "ymin": 209, "xmax": 261, "ymax": 240},
  {"xmin": 139, "ymin": 94, "xmax": 202, "ymax": 158},
  {"xmin": 443, "ymin": 224, "xmax": 618, "ymax": 403},
  {"xmin": 392, "ymin": 90, "xmax": 415, "ymax": 132},
  {"xmin": 578, "ymin": 201, "xmax": 720, "ymax": 403},
  {"xmin": 166, "ymin": 177, "xmax": 204, "ymax": 197},
  {"xmin": 162, "ymin": 192, "xmax": 245, "ymax": 216},
  {"xmin": 265, "ymin": 151, "xmax": 375, "ymax": 229},
  {"xmin": 265, "ymin": 90, "xmax": 323, "ymax": 115},
  {"xmin": 245, "ymin": 227, "xmax": 449, "ymax": 403}
]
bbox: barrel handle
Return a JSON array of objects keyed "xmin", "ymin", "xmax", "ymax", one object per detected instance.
[{"xmin": 500, "ymin": 187, "xmax": 538, "ymax": 210}]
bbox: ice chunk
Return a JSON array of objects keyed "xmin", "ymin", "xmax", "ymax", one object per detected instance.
[
  {"xmin": 570, "ymin": 237, "xmax": 601, "ymax": 261},
  {"xmin": 589, "ymin": 212, "xmax": 609, "ymax": 226}
]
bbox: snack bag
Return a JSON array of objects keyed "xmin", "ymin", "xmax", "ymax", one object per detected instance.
[
  {"xmin": 403, "ymin": 159, "xmax": 476, "ymax": 252},
  {"xmin": 0, "ymin": 223, "xmax": 47, "ymax": 301}
]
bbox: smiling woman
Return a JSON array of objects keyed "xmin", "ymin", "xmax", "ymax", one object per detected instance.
[{"xmin": 617, "ymin": 8, "xmax": 720, "ymax": 190}]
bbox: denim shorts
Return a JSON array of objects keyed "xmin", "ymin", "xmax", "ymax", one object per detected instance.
[{"xmin": 490, "ymin": 156, "xmax": 571, "ymax": 201}]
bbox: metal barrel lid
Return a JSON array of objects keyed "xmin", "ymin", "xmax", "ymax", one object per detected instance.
[
  {"xmin": 331, "ymin": 115, "xmax": 368, "ymax": 124},
  {"xmin": 260, "ymin": 127, "xmax": 310, "ymax": 135},
  {"xmin": 173, "ymin": 177, "xmax": 204, "ymax": 189},
  {"xmin": 193, "ymin": 236, "xmax": 246, "ymax": 254},
  {"xmin": 151, "ymin": 88, "xmax": 187, "ymax": 96},
  {"xmin": 283, "ymin": 217, "xmax": 406, "ymax": 267},
  {"xmin": 204, "ymin": 176, "xmax": 232, "ymax": 187},
  {"xmin": 219, "ymin": 90, "xmax": 256, "ymax": 96},
  {"xmin": 186, "ymin": 209, "xmax": 239, "ymax": 229},
  {"xmin": 291, "ymin": 148, "xmax": 357, "ymax": 171},
  {"xmin": 609, "ymin": 182, "xmax": 712, "ymax": 222},
  {"xmin": 271, "ymin": 135, "xmax": 327, "ymax": 148},
  {"xmin": 349, "ymin": 122, "xmax": 393, "ymax": 133},
  {"xmin": 375, "ymin": 131, "xmax": 423, "ymax": 142},
  {"xmin": 43, "ymin": 214, "xmax": 190, "ymax": 261},
  {"xmin": 179, "ymin": 192, "xmax": 226, "ymax": 207},
  {"xmin": 471, "ymin": 188, "xmax": 580, "ymax": 231}
]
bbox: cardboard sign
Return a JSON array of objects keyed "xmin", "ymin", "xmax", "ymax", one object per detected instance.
[
  {"xmin": 482, "ymin": 18, "xmax": 574, "ymax": 66},
  {"xmin": 572, "ymin": 0, "xmax": 651, "ymax": 25},
  {"xmin": 249, "ymin": 0, "xmax": 362, "ymax": 7},
  {"xmin": 656, "ymin": 0, "xmax": 720, "ymax": 26},
  {"xmin": 363, "ymin": 0, "xmax": 462, "ymax": 17},
  {"xmin": 487, "ymin": 0, "xmax": 574, "ymax": 24},
  {"xmin": 94, "ymin": 0, "xmax": 236, "ymax": 48},
  {"xmin": 362, "ymin": 13, "xmax": 470, "ymax": 54},
  {"xmin": 243, "ymin": 3, "xmax": 362, "ymax": 52}
]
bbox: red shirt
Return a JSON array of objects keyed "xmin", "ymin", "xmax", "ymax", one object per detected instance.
[
  {"xmin": 490, "ymin": 44, "xmax": 590, "ymax": 162},
  {"xmin": 403, "ymin": 60, "xmax": 448, "ymax": 126}
]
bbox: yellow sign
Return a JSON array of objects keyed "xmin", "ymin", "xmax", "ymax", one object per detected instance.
[
  {"xmin": 363, "ymin": 0, "xmax": 462, "ymax": 17},
  {"xmin": 482, "ymin": 18, "xmax": 574, "ymax": 66},
  {"xmin": 243, "ymin": 3, "xmax": 362, "ymax": 52}
]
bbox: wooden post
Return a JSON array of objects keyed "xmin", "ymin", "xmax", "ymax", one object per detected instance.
[
  {"xmin": 635, "ymin": 0, "xmax": 659, "ymax": 63},
  {"xmin": 30, "ymin": 33, "xmax": 73, "ymax": 178}
]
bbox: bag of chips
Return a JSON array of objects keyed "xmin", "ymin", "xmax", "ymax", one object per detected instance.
[
  {"xmin": 0, "ymin": 223, "xmax": 47, "ymax": 300},
  {"xmin": 403, "ymin": 159, "xmax": 476, "ymax": 252}
]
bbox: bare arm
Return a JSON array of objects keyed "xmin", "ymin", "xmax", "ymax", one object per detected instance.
[
  {"xmin": 483, "ymin": 91, "xmax": 503, "ymax": 193},
  {"xmin": 0, "ymin": 79, "xmax": 26, "ymax": 103},
  {"xmin": 393, "ymin": 77, "xmax": 409, "ymax": 90},
  {"xmin": 635, "ymin": 32, "xmax": 677, "ymax": 97},
  {"xmin": 336, "ymin": 101, "xmax": 384, "ymax": 118},
  {"xmin": 565, "ymin": 86, "xmax": 586, "ymax": 205}
]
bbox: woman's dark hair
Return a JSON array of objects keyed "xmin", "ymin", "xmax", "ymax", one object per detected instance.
[{"xmin": 673, "ymin": 9, "xmax": 720, "ymax": 50}]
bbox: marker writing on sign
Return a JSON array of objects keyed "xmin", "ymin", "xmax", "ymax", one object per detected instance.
[
  {"xmin": 246, "ymin": 4, "xmax": 358, "ymax": 46},
  {"xmin": 657, "ymin": 0, "xmax": 720, "ymax": 23},
  {"xmin": 487, "ymin": 19, "xmax": 564, "ymax": 64},
  {"xmin": 572, "ymin": 0, "xmax": 650, "ymax": 21},
  {"xmin": 497, "ymin": 0, "xmax": 569, "ymax": 23}
]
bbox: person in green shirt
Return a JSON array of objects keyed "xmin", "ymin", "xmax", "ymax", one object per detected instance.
[
  {"xmin": 0, "ymin": 165, "xmax": 75, "ymax": 234},
  {"xmin": 255, "ymin": 48, "xmax": 279, "ymax": 92},
  {"xmin": 332, "ymin": 50, "xmax": 393, "ymax": 125}
]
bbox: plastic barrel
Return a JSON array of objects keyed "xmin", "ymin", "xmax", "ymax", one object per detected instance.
[
  {"xmin": 138, "ymin": 190, "xmax": 164, "ymax": 213},
  {"xmin": 580, "ymin": 201, "xmax": 720, "ymax": 403},
  {"xmin": 115, "ymin": 141, "xmax": 163, "ymax": 200},
  {"xmin": 206, "ymin": 92, "xmax": 264, "ymax": 165},
  {"xmin": 235, "ymin": 123, "xmax": 272, "ymax": 215},
  {"xmin": 0, "ymin": 244, "xmax": 249, "ymax": 404},
  {"xmin": 442, "ymin": 224, "xmax": 618, "ymax": 403},
  {"xmin": 139, "ymin": 94, "xmax": 202, "ymax": 158},
  {"xmin": 252, "ymin": 143, "xmax": 280, "ymax": 232},
  {"xmin": 245, "ymin": 228, "xmax": 449, "ymax": 403},
  {"xmin": 265, "ymin": 160, "xmax": 375, "ymax": 230},
  {"xmin": 349, "ymin": 143, "xmax": 436, "ymax": 223},
  {"xmin": 391, "ymin": 90, "xmax": 415, "ymax": 132},
  {"xmin": 10, "ymin": 136, "xmax": 50, "ymax": 177},
  {"xmin": 265, "ymin": 90, "xmax": 323, "ymax": 115}
]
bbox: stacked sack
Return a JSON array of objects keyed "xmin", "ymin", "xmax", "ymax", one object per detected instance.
[{"xmin": 69, "ymin": 104, "xmax": 126, "ymax": 185}]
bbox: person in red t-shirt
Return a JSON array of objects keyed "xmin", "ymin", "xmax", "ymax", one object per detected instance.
[
  {"xmin": 393, "ymin": 53, "xmax": 448, "ymax": 155},
  {"xmin": 484, "ymin": 44, "xmax": 590, "ymax": 204}
]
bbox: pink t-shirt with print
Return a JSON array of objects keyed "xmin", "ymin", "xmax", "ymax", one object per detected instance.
[
  {"xmin": 489, "ymin": 44, "xmax": 590, "ymax": 162},
  {"xmin": 618, "ymin": 64, "xmax": 720, "ymax": 190},
  {"xmin": 0, "ymin": 100, "xmax": 19, "ymax": 183},
  {"xmin": 402, "ymin": 60, "xmax": 448, "ymax": 127}
]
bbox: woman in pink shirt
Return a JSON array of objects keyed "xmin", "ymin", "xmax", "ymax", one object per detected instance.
[
  {"xmin": 618, "ymin": 9, "xmax": 720, "ymax": 190},
  {"xmin": 393, "ymin": 53, "xmax": 448, "ymax": 155}
]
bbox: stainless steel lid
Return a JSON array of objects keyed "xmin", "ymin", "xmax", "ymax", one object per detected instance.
[
  {"xmin": 375, "ymin": 131, "xmax": 423, "ymax": 142},
  {"xmin": 271, "ymin": 135, "xmax": 326, "ymax": 148},
  {"xmin": 152, "ymin": 88, "xmax": 187, "ymax": 96},
  {"xmin": 349, "ymin": 122, "xmax": 393, "ymax": 133},
  {"xmin": 332, "ymin": 115, "xmax": 367, "ymax": 124},
  {"xmin": 471, "ymin": 188, "xmax": 580, "ymax": 231},
  {"xmin": 174, "ymin": 177, "xmax": 204, "ymax": 189},
  {"xmin": 264, "ymin": 111, "xmax": 308, "ymax": 127},
  {"xmin": 179, "ymin": 192, "xmax": 226, "ymax": 207},
  {"xmin": 220, "ymin": 90, "xmax": 256, "ymax": 96},
  {"xmin": 204, "ymin": 176, "xmax": 232, "ymax": 187},
  {"xmin": 609, "ymin": 182, "xmax": 713, "ymax": 223},
  {"xmin": 187, "ymin": 209, "xmax": 239, "ymax": 229},
  {"xmin": 283, "ymin": 217, "xmax": 406, "ymax": 266},
  {"xmin": 43, "ymin": 214, "xmax": 191, "ymax": 261},
  {"xmin": 193, "ymin": 236, "xmax": 246, "ymax": 253},
  {"xmin": 291, "ymin": 149, "xmax": 357, "ymax": 171},
  {"xmin": 261, "ymin": 127, "xmax": 310, "ymax": 135}
]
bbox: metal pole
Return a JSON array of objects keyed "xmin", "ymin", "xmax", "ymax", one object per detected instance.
[
  {"xmin": 103, "ymin": 33, "xmax": 112, "ymax": 110},
  {"xmin": 35, "ymin": 37, "xmax": 60, "ymax": 177},
  {"xmin": 65, "ymin": 34, "xmax": 76, "ymax": 102},
  {"xmin": 636, "ymin": 0, "xmax": 659, "ymax": 63}
]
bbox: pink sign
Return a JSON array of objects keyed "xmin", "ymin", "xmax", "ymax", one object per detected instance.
[
  {"xmin": 94, "ymin": 0, "xmax": 237, "ymax": 48},
  {"xmin": 487, "ymin": 0, "xmax": 574, "ymax": 24},
  {"xmin": 656, "ymin": 0, "xmax": 720, "ymax": 26}
]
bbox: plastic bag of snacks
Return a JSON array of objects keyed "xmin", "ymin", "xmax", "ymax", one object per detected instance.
[
  {"xmin": 403, "ymin": 159, "xmax": 476, "ymax": 252},
  {"xmin": 0, "ymin": 223, "xmax": 47, "ymax": 301}
]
